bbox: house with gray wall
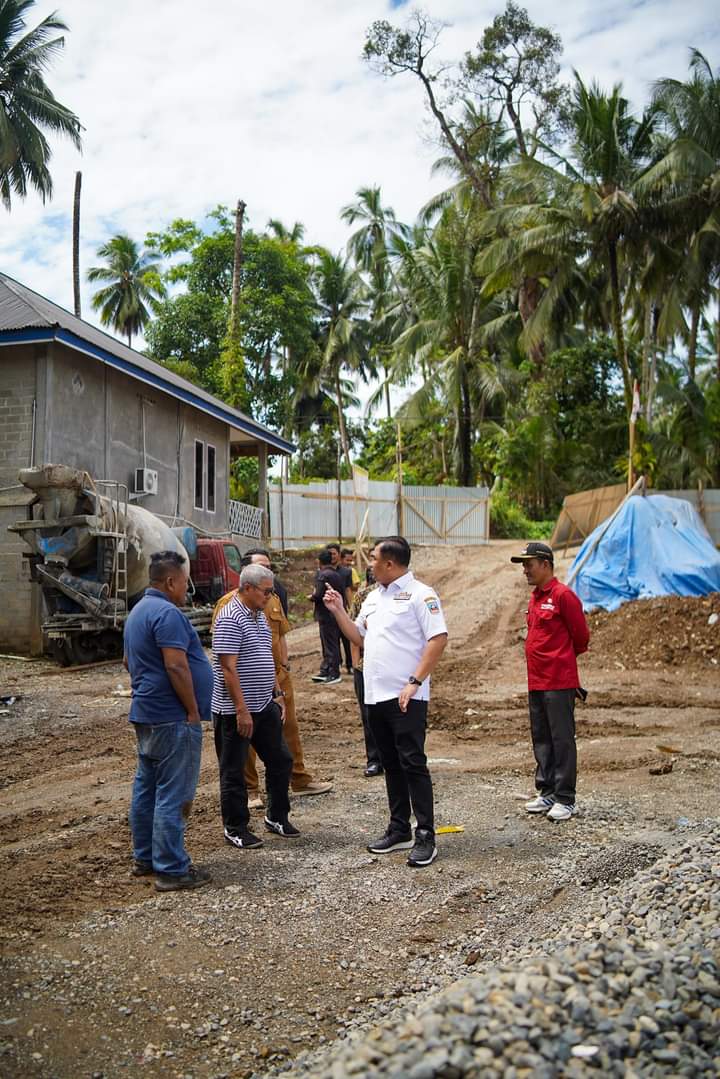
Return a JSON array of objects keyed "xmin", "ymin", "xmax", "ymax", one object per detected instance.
[{"xmin": 0, "ymin": 273, "xmax": 293, "ymax": 654}]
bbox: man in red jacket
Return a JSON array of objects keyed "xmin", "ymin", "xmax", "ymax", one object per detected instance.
[{"xmin": 512, "ymin": 542, "xmax": 590, "ymax": 821}]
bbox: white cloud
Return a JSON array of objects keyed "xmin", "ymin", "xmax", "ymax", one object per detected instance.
[{"xmin": 1, "ymin": 0, "xmax": 717, "ymax": 344}]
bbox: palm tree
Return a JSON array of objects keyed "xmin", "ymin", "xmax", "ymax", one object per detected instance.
[
  {"xmin": 309, "ymin": 251, "xmax": 370, "ymax": 473},
  {"xmin": 266, "ymin": 219, "xmax": 306, "ymax": 244},
  {"xmin": 478, "ymin": 74, "xmax": 657, "ymax": 412},
  {"xmin": 644, "ymin": 50, "xmax": 720, "ymax": 378},
  {"xmin": 341, "ymin": 186, "xmax": 412, "ymax": 418},
  {"xmin": 390, "ymin": 206, "xmax": 506, "ymax": 486},
  {"xmin": 0, "ymin": 0, "xmax": 82, "ymax": 210},
  {"xmin": 87, "ymin": 235, "xmax": 165, "ymax": 347}
]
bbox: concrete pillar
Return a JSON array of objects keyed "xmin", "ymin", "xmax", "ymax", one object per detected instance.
[{"xmin": 257, "ymin": 442, "xmax": 269, "ymax": 540}]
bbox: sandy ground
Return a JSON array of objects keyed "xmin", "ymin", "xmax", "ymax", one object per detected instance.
[{"xmin": 0, "ymin": 542, "xmax": 718, "ymax": 1078}]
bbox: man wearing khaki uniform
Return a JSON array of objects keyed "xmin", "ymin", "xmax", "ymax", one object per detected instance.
[{"xmin": 212, "ymin": 550, "xmax": 332, "ymax": 804}]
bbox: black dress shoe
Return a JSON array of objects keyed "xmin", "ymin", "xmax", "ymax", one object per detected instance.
[{"xmin": 363, "ymin": 764, "xmax": 384, "ymax": 777}]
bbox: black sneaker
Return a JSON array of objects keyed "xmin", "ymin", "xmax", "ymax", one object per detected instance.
[
  {"xmin": 319, "ymin": 674, "xmax": 342, "ymax": 685},
  {"xmin": 264, "ymin": 816, "xmax": 300, "ymax": 838},
  {"xmin": 367, "ymin": 830, "xmax": 413, "ymax": 854},
  {"xmin": 224, "ymin": 827, "xmax": 264, "ymax": 850},
  {"xmin": 407, "ymin": 829, "xmax": 437, "ymax": 868},
  {"xmin": 131, "ymin": 860, "xmax": 153, "ymax": 877},
  {"xmin": 311, "ymin": 674, "xmax": 326, "ymax": 683},
  {"xmin": 154, "ymin": 865, "xmax": 212, "ymax": 892}
]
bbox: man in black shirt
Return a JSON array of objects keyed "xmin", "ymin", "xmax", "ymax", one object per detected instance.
[
  {"xmin": 326, "ymin": 543, "xmax": 353, "ymax": 674},
  {"xmin": 311, "ymin": 549, "xmax": 344, "ymax": 684}
]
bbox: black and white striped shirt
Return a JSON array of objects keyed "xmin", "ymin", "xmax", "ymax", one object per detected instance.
[{"xmin": 211, "ymin": 596, "xmax": 276, "ymax": 714}]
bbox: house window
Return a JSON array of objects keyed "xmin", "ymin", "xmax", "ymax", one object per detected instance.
[
  {"xmin": 207, "ymin": 444, "xmax": 216, "ymax": 513},
  {"xmin": 194, "ymin": 440, "xmax": 204, "ymax": 509}
]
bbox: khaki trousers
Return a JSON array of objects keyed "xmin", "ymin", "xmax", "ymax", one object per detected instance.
[{"xmin": 245, "ymin": 666, "xmax": 314, "ymax": 792}]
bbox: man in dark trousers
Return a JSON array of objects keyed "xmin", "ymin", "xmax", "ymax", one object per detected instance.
[
  {"xmin": 327, "ymin": 542, "xmax": 354, "ymax": 673},
  {"xmin": 323, "ymin": 536, "xmax": 448, "ymax": 868},
  {"xmin": 310, "ymin": 548, "xmax": 344, "ymax": 685},
  {"xmin": 124, "ymin": 550, "xmax": 213, "ymax": 892},
  {"xmin": 212, "ymin": 562, "xmax": 298, "ymax": 844},
  {"xmin": 512, "ymin": 542, "xmax": 590, "ymax": 821}
]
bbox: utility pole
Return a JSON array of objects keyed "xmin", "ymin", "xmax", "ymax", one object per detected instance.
[
  {"xmin": 72, "ymin": 171, "xmax": 82, "ymax": 317},
  {"xmin": 230, "ymin": 199, "xmax": 247, "ymax": 339},
  {"xmin": 396, "ymin": 421, "xmax": 404, "ymax": 534}
]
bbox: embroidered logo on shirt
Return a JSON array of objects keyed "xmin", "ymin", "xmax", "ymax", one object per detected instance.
[
  {"xmin": 539, "ymin": 602, "xmax": 555, "ymax": 611},
  {"xmin": 424, "ymin": 595, "xmax": 440, "ymax": 614},
  {"xmin": 394, "ymin": 591, "xmax": 412, "ymax": 601}
]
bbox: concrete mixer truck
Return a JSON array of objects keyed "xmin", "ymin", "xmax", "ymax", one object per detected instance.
[{"xmin": 10, "ymin": 464, "xmax": 248, "ymax": 665}]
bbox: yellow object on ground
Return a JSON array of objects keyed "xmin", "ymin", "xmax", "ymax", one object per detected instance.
[{"xmin": 436, "ymin": 825, "xmax": 465, "ymax": 834}]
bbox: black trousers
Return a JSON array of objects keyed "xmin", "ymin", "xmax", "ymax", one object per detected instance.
[
  {"xmin": 340, "ymin": 632, "xmax": 353, "ymax": 672},
  {"xmin": 367, "ymin": 697, "xmax": 434, "ymax": 836},
  {"xmin": 528, "ymin": 689, "xmax": 577, "ymax": 805},
  {"xmin": 352, "ymin": 667, "xmax": 381, "ymax": 768},
  {"xmin": 213, "ymin": 701, "xmax": 292, "ymax": 832},
  {"xmin": 318, "ymin": 618, "xmax": 340, "ymax": 678}
]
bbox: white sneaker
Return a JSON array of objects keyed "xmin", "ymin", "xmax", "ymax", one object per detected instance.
[
  {"xmin": 525, "ymin": 795, "xmax": 554, "ymax": 814},
  {"xmin": 547, "ymin": 802, "xmax": 576, "ymax": 821}
]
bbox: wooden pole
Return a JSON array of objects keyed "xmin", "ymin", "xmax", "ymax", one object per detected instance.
[
  {"xmin": 336, "ymin": 441, "xmax": 342, "ymax": 543},
  {"xmin": 230, "ymin": 199, "xmax": 247, "ymax": 339},
  {"xmin": 279, "ymin": 471, "xmax": 285, "ymax": 554},
  {"xmin": 72, "ymin": 171, "xmax": 82, "ymax": 317},
  {"xmin": 628, "ymin": 419, "xmax": 636, "ymax": 492},
  {"xmin": 396, "ymin": 421, "xmax": 404, "ymax": 535}
]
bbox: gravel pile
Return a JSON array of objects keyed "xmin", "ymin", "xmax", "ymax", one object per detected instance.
[{"xmin": 276, "ymin": 824, "xmax": 720, "ymax": 1077}]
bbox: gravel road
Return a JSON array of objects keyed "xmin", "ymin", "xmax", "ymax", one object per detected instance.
[{"xmin": 0, "ymin": 542, "xmax": 718, "ymax": 1078}]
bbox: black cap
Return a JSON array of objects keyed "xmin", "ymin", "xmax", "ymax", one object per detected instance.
[{"xmin": 510, "ymin": 541, "xmax": 554, "ymax": 564}]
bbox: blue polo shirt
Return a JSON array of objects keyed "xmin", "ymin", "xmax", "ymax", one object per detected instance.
[{"xmin": 124, "ymin": 588, "xmax": 213, "ymax": 724}]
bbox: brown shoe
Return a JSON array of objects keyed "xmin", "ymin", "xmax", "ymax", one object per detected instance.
[{"xmin": 292, "ymin": 781, "xmax": 333, "ymax": 798}]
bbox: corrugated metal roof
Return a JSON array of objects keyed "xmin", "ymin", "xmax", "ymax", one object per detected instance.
[{"xmin": 0, "ymin": 273, "xmax": 295, "ymax": 454}]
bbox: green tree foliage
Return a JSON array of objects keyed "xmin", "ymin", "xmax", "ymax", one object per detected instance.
[
  {"xmin": 0, "ymin": 0, "xmax": 81, "ymax": 210},
  {"xmin": 87, "ymin": 235, "xmax": 165, "ymax": 347}
]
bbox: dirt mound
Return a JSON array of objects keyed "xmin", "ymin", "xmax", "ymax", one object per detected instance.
[{"xmin": 587, "ymin": 593, "xmax": 720, "ymax": 670}]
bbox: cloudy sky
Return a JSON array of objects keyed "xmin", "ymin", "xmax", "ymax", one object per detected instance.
[{"xmin": 1, "ymin": 0, "xmax": 717, "ymax": 335}]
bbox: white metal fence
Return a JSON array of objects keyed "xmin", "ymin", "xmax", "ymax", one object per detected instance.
[
  {"xmin": 228, "ymin": 499, "xmax": 264, "ymax": 540},
  {"xmin": 268, "ymin": 480, "xmax": 489, "ymax": 549}
]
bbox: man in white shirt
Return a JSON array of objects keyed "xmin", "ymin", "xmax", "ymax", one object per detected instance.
[{"xmin": 323, "ymin": 536, "xmax": 448, "ymax": 867}]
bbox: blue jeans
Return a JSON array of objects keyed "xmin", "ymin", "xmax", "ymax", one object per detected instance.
[{"xmin": 130, "ymin": 721, "xmax": 203, "ymax": 876}]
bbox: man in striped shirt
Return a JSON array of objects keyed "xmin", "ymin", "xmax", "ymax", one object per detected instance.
[{"xmin": 212, "ymin": 563, "xmax": 297, "ymax": 844}]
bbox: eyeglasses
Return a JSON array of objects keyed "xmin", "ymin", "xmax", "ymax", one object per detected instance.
[{"xmin": 254, "ymin": 586, "xmax": 274, "ymax": 597}]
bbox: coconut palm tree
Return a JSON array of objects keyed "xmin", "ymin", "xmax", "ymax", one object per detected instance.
[
  {"xmin": 87, "ymin": 235, "xmax": 165, "ymax": 347},
  {"xmin": 309, "ymin": 251, "xmax": 370, "ymax": 472},
  {"xmin": 478, "ymin": 74, "xmax": 657, "ymax": 412},
  {"xmin": 0, "ymin": 0, "xmax": 82, "ymax": 210}
]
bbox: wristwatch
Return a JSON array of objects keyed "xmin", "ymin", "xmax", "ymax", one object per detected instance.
[
  {"xmin": 272, "ymin": 689, "xmax": 285, "ymax": 700},
  {"xmin": 407, "ymin": 675, "xmax": 422, "ymax": 686}
]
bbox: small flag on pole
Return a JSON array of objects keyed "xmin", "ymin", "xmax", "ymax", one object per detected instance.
[{"xmin": 631, "ymin": 380, "xmax": 641, "ymax": 423}]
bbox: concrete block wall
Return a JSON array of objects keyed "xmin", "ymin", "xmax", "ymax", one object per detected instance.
[{"xmin": 0, "ymin": 347, "xmax": 37, "ymax": 652}]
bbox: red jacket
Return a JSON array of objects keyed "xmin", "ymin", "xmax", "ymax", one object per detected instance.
[{"xmin": 525, "ymin": 578, "xmax": 589, "ymax": 691}]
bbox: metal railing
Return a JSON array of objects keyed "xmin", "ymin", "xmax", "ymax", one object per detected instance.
[{"xmin": 228, "ymin": 499, "xmax": 264, "ymax": 540}]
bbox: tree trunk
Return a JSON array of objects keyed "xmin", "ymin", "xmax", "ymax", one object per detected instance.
[
  {"xmin": 607, "ymin": 240, "xmax": 632, "ymax": 413},
  {"xmin": 72, "ymin": 171, "xmax": 82, "ymax": 318},
  {"xmin": 335, "ymin": 372, "xmax": 353, "ymax": 476},
  {"xmin": 230, "ymin": 199, "xmax": 247, "ymax": 339},
  {"xmin": 688, "ymin": 302, "xmax": 699, "ymax": 382},
  {"xmin": 518, "ymin": 276, "xmax": 545, "ymax": 376},
  {"xmin": 456, "ymin": 358, "xmax": 474, "ymax": 487},
  {"xmin": 128, "ymin": 330, "xmax": 132, "ymax": 348}
]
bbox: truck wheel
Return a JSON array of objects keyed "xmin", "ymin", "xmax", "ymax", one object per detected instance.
[{"xmin": 66, "ymin": 635, "xmax": 101, "ymax": 666}]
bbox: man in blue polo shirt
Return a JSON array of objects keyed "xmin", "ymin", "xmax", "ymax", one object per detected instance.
[{"xmin": 123, "ymin": 550, "xmax": 213, "ymax": 892}]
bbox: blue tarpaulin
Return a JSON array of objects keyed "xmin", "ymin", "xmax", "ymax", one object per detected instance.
[{"xmin": 569, "ymin": 494, "xmax": 720, "ymax": 612}]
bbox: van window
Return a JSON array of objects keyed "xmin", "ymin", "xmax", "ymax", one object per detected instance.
[{"xmin": 224, "ymin": 545, "xmax": 242, "ymax": 573}]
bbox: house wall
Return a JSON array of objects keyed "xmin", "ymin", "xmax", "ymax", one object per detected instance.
[
  {"xmin": 0, "ymin": 344, "xmax": 44, "ymax": 652},
  {"xmin": 46, "ymin": 342, "xmax": 229, "ymax": 531},
  {"xmin": 0, "ymin": 339, "xmax": 232, "ymax": 653}
]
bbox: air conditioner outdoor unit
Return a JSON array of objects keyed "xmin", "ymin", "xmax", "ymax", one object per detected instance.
[{"xmin": 134, "ymin": 467, "xmax": 158, "ymax": 496}]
